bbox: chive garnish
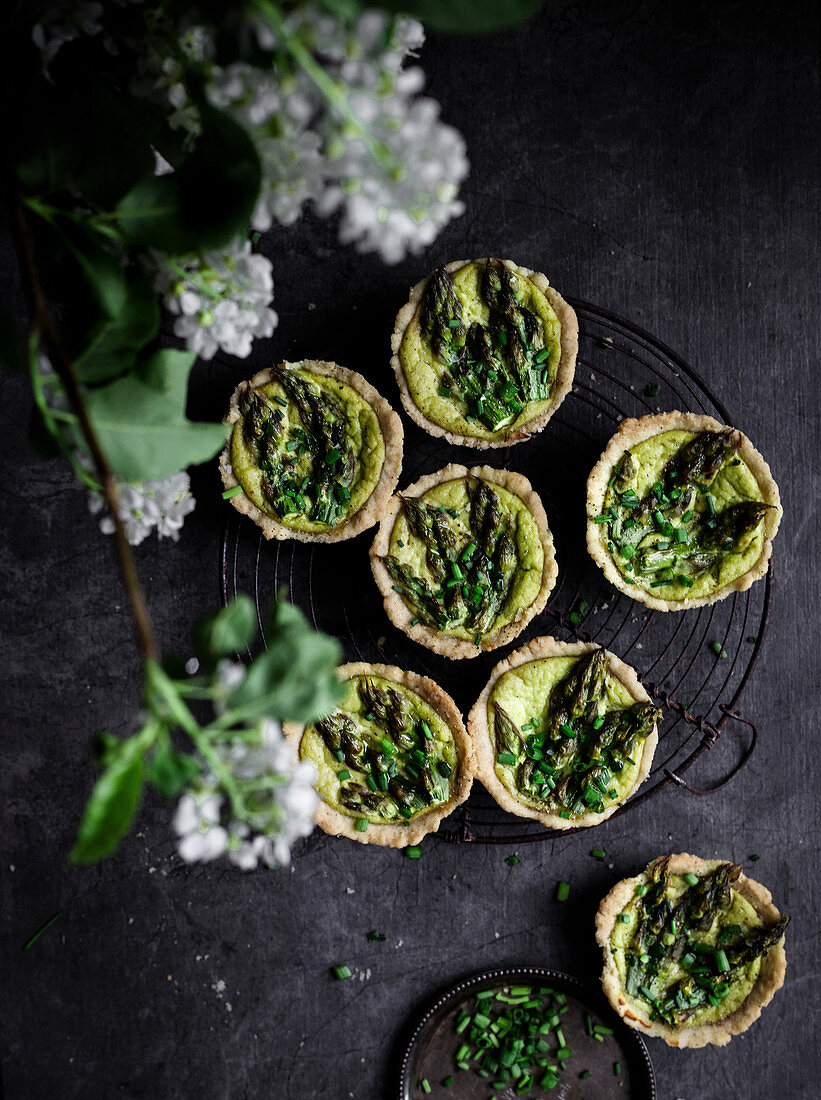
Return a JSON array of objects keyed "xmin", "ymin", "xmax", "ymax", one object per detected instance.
[
  {"xmin": 367, "ymin": 931, "xmax": 386, "ymax": 942},
  {"xmin": 645, "ymin": 382, "xmax": 660, "ymax": 397},
  {"xmin": 442, "ymin": 1076, "xmax": 453, "ymax": 1088},
  {"xmin": 331, "ymin": 964, "xmax": 351, "ymax": 980},
  {"xmin": 715, "ymin": 949, "xmax": 730, "ymax": 973},
  {"xmin": 579, "ymin": 1069, "xmax": 591, "ymax": 1079},
  {"xmin": 355, "ymin": 817, "xmax": 368, "ymax": 832},
  {"xmin": 497, "ymin": 752, "xmax": 517, "ymax": 766},
  {"xmin": 337, "ymin": 769, "xmax": 351, "ymax": 781},
  {"xmin": 614, "ymin": 1061, "xmax": 621, "ymax": 1076},
  {"xmin": 221, "ymin": 484, "xmax": 244, "ymax": 500},
  {"xmin": 617, "ymin": 914, "xmax": 630, "ymax": 924},
  {"xmin": 684, "ymin": 872, "xmax": 699, "ymax": 886},
  {"xmin": 506, "ymin": 855, "xmax": 520, "ymax": 867},
  {"xmin": 710, "ymin": 641, "xmax": 727, "ymax": 659},
  {"xmin": 590, "ymin": 849, "xmax": 605, "ymax": 860},
  {"xmin": 420, "ymin": 1078, "xmax": 431, "ymax": 1093},
  {"xmin": 405, "ymin": 846, "xmax": 422, "ymax": 859},
  {"xmin": 749, "ymin": 853, "xmax": 760, "ymax": 861},
  {"xmin": 555, "ymin": 881, "xmax": 570, "ymax": 902}
]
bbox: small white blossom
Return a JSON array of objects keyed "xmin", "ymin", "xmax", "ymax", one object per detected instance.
[
  {"xmin": 174, "ymin": 793, "xmax": 229, "ymax": 862},
  {"xmin": 174, "ymin": 718, "xmax": 319, "ymax": 870},
  {"xmin": 206, "ymin": 62, "xmax": 281, "ymax": 128},
  {"xmin": 154, "ymin": 241, "xmax": 278, "ymax": 360},
  {"xmin": 93, "ymin": 471, "xmax": 196, "ymax": 546},
  {"xmin": 32, "ymin": 2, "xmax": 103, "ymax": 67}
]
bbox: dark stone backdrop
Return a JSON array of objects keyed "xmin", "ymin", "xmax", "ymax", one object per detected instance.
[{"xmin": 2, "ymin": 2, "xmax": 819, "ymax": 1098}]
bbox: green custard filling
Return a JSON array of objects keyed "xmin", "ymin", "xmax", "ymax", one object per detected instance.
[
  {"xmin": 301, "ymin": 675, "xmax": 458, "ymax": 826},
  {"xmin": 381, "ymin": 475, "xmax": 544, "ymax": 643},
  {"xmin": 597, "ymin": 428, "xmax": 771, "ymax": 601},
  {"xmin": 611, "ymin": 859, "xmax": 789, "ymax": 1028},
  {"xmin": 489, "ymin": 649, "xmax": 661, "ymax": 819},
  {"xmin": 231, "ymin": 365, "xmax": 385, "ymax": 532},
  {"xmin": 399, "ymin": 259, "xmax": 562, "ymax": 440}
]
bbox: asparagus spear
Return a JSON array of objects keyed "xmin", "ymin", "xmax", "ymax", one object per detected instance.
[
  {"xmin": 421, "ymin": 265, "xmax": 466, "ymax": 360},
  {"xmin": 685, "ymin": 863, "xmax": 740, "ymax": 931},
  {"xmin": 357, "ymin": 679, "xmax": 413, "ymax": 744},
  {"xmin": 383, "ymin": 557, "xmax": 449, "ymax": 630},
  {"xmin": 493, "ymin": 702, "xmax": 522, "ymax": 756},
  {"xmin": 662, "ymin": 428, "xmax": 742, "ymax": 491},
  {"xmin": 724, "ymin": 914, "xmax": 790, "ymax": 967},
  {"xmin": 315, "ymin": 712, "xmax": 364, "ymax": 763},
  {"xmin": 545, "ymin": 649, "xmax": 608, "ymax": 736}
]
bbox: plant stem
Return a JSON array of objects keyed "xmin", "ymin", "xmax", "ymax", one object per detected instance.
[
  {"xmin": 146, "ymin": 662, "xmax": 248, "ymax": 819},
  {"xmin": 13, "ymin": 197, "xmax": 159, "ymax": 663},
  {"xmin": 255, "ymin": 0, "xmax": 394, "ymax": 170}
]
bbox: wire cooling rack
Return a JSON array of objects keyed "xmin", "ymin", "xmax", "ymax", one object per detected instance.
[{"xmin": 220, "ymin": 300, "xmax": 771, "ymax": 844}]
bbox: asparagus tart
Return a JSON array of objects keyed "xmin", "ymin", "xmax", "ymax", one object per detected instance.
[
  {"xmin": 284, "ymin": 663, "xmax": 473, "ymax": 847},
  {"xmin": 596, "ymin": 854, "xmax": 788, "ymax": 1047},
  {"xmin": 468, "ymin": 639, "xmax": 660, "ymax": 829},
  {"xmin": 391, "ymin": 258, "xmax": 578, "ymax": 448},
  {"xmin": 219, "ymin": 360, "xmax": 403, "ymax": 541},
  {"xmin": 370, "ymin": 464, "xmax": 557, "ymax": 660},
  {"xmin": 586, "ymin": 412, "xmax": 781, "ymax": 609}
]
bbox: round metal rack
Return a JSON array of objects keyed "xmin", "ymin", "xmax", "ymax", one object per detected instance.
[{"xmin": 220, "ymin": 299, "xmax": 770, "ymax": 844}]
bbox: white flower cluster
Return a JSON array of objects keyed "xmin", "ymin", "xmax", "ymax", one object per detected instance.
[
  {"xmin": 136, "ymin": 6, "xmax": 468, "ymax": 263},
  {"xmin": 153, "ymin": 240, "xmax": 278, "ymax": 360},
  {"xmin": 173, "ymin": 718, "xmax": 319, "ymax": 870},
  {"xmin": 32, "ymin": 1, "xmax": 104, "ymax": 67},
  {"xmin": 90, "ymin": 472, "xmax": 196, "ymax": 546}
]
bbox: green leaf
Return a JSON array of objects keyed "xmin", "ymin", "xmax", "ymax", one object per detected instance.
[
  {"xmin": 377, "ymin": 0, "xmax": 546, "ymax": 31},
  {"xmin": 195, "ymin": 595, "xmax": 258, "ymax": 663},
  {"xmin": 75, "ymin": 269, "xmax": 160, "ymax": 383},
  {"xmin": 84, "ymin": 348, "xmax": 228, "ymax": 481},
  {"xmin": 57, "ymin": 220, "xmax": 128, "ymax": 319},
  {"xmin": 229, "ymin": 600, "xmax": 343, "ymax": 723},
  {"xmin": 118, "ymin": 105, "xmax": 261, "ymax": 253},
  {"xmin": 147, "ymin": 745, "xmax": 200, "ymax": 798},
  {"xmin": 70, "ymin": 739, "xmax": 146, "ymax": 863}
]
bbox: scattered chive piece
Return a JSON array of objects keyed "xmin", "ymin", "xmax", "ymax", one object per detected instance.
[
  {"xmin": 22, "ymin": 910, "xmax": 62, "ymax": 951},
  {"xmin": 590, "ymin": 849, "xmax": 606, "ymax": 860},
  {"xmin": 555, "ymin": 881, "xmax": 570, "ymax": 902},
  {"xmin": 579, "ymin": 1069, "xmax": 591, "ymax": 1080},
  {"xmin": 506, "ymin": 855, "xmax": 520, "ymax": 867},
  {"xmin": 331, "ymin": 964, "xmax": 351, "ymax": 980},
  {"xmin": 710, "ymin": 641, "xmax": 727, "ymax": 659},
  {"xmin": 645, "ymin": 382, "xmax": 660, "ymax": 397},
  {"xmin": 367, "ymin": 930, "xmax": 386, "ymax": 942},
  {"xmin": 614, "ymin": 1061, "xmax": 622, "ymax": 1076},
  {"xmin": 594, "ymin": 1025, "xmax": 613, "ymax": 1036},
  {"xmin": 497, "ymin": 752, "xmax": 517, "ymax": 766},
  {"xmin": 221, "ymin": 485, "xmax": 243, "ymax": 499},
  {"xmin": 749, "ymin": 854, "xmax": 760, "ymax": 861},
  {"xmin": 617, "ymin": 914, "xmax": 630, "ymax": 924},
  {"xmin": 355, "ymin": 817, "xmax": 368, "ymax": 832},
  {"xmin": 592, "ymin": 716, "xmax": 604, "ymax": 730},
  {"xmin": 716, "ymin": 949, "xmax": 730, "ymax": 973},
  {"xmin": 405, "ymin": 846, "xmax": 422, "ymax": 859},
  {"xmin": 337, "ymin": 769, "xmax": 351, "ymax": 781},
  {"xmin": 420, "ymin": 1078, "xmax": 432, "ymax": 1093},
  {"xmin": 556, "ymin": 1047, "xmax": 572, "ymax": 1060},
  {"xmin": 635, "ymin": 884, "xmax": 648, "ymax": 897},
  {"xmin": 442, "ymin": 1076, "xmax": 453, "ymax": 1088},
  {"xmin": 747, "ymin": 635, "xmax": 758, "ymax": 644}
]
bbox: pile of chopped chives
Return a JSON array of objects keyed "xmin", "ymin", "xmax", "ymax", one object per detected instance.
[{"xmin": 445, "ymin": 985, "xmax": 578, "ymax": 1093}]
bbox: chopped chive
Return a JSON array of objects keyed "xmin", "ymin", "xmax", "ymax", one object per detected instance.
[
  {"xmin": 684, "ymin": 872, "xmax": 699, "ymax": 886},
  {"xmin": 644, "ymin": 382, "xmax": 660, "ymax": 397},
  {"xmin": 336, "ymin": 769, "xmax": 351, "ymax": 781},
  {"xmin": 420, "ymin": 1078, "xmax": 431, "ymax": 1093},
  {"xmin": 556, "ymin": 1047, "xmax": 572, "ymax": 1060},
  {"xmin": 506, "ymin": 855, "xmax": 520, "ymax": 867},
  {"xmin": 555, "ymin": 881, "xmax": 570, "ymax": 902},
  {"xmin": 405, "ymin": 846, "xmax": 422, "ymax": 859},
  {"xmin": 594, "ymin": 1025, "xmax": 613, "ymax": 1036},
  {"xmin": 367, "ymin": 931, "xmax": 386, "ymax": 942},
  {"xmin": 592, "ymin": 716, "xmax": 604, "ymax": 729},
  {"xmin": 355, "ymin": 817, "xmax": 368, "ymax": 832},
  {"xmin": 614, "ymin": 1061, "xmax": 622, "ymax": 1076},
  {"xmin": 437, "ymin": 760, "xmax": 453, "ymax": 778},
  {"xmin": 442, "ymin": 1076, "xmax": 453, "ymax": 1088},
  {"xmin": 331, "ymin": 964, "xmax": 351, "ymax": 980},
  {"xmin": 497, "ymin": 752, "xmax": 517, "ymax": 766},
  {"xmin": 710, "ymin": 641, "xmax": 727, "ymax": 659},
  {"xmin": 705, "ymin": 494, "xmax": 716, "ymax": 515},
  {"xmin": 221, "ymin": 485, "xmax": 244, "ymax": 499},
  {"xmin": 617, "ymin": 914, "xmax": 630, "ymax": 924},
  {"xmin": 635, "ymin": 884, "xmax": 648, "ymax": 897},
  {"xmin": 716, "ymin": 949, "xmax": 730, "ymax": 973},
  {"xmin": 579, "ymin": 1069, "xmax": 591, "ymax": 1080},
  {"xmin": 747, "ymin": 635, "xmax": 758, "ymax": 644},
  {"xmin": 590, "ymin": 849, "xmax": 606, "ymax": 860},
  {"xmin": 749, "ymin": 853, "xmax": 760, "ymax": 861}
]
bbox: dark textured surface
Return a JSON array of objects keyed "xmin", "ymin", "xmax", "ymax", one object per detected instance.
[{"xmin": 2, "ymin": 2, "xmax": 819, "ymax": 1098}]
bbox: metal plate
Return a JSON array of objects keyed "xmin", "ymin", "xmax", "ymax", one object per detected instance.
[
  {"xmin": 395, "ymin": 966, "xmax": 656, "ymax": 1100},
  {"xmin": 220, "ymin": 300, "xmax": 770, "ymax": 842}
]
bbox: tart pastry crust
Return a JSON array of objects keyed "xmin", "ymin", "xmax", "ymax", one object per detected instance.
[
  {"xmin": 391, "ymin": 258, "xmax": 578, "ymax": 448},
  {"xmin": 586, "ymin": 411, "xmax": 782, "ymax": 610},
  {"xmin": 369, "ymin": 464, "xmax": 558, "ymax": 660},
  {"xmin": 219, "ymin": 360, "xmax": 403, "ymax": 542},
  {"xmin": 467, "ymin": 637, "xmax": 658, "ymax": 829},
  {"xmin": 283, "ymin": 662, "xmax": 474, "ymax": 847},
  {"xmin": 595, "ymin": 853, "xmax": 787, "ymax": 1048}
]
